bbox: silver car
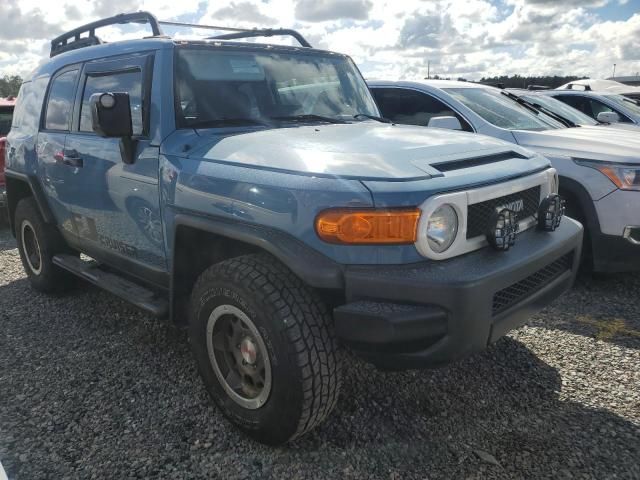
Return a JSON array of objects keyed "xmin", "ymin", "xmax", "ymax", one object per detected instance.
[
  {"xmin": 540, "ymin": 89, "xmax": 640, "ymax": 126},
  {"xmin": 507, "ymin": 89, "xmax": 640, "ymax": 133},
  {"xmin": 369, "ymin": 79, "xmax": 640, "ymax": 273}
]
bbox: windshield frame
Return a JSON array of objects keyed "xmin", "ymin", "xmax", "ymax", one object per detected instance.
[
  {"xmin": 172, "ymin": 43, "xmax": 379, "ymax": 130},
  {"xmin": 444, "ymin": 87, "xmax": 563, "ymax": 131}
]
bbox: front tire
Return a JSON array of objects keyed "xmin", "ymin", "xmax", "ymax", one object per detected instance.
[
  {"xmin": 14, "ymin": 197, "xmax": 76, "ymax": 293},
  {"xmin": 189, "ymin": 253, "xmax": 342, "ymax": 444}
]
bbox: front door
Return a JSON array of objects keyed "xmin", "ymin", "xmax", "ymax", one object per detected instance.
[{"xmin": 64, "ymin": 54, "xmax": 167, "ymax": 277}]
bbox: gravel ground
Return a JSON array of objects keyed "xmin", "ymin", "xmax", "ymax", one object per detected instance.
[{"xmin": 0, "ymin": 224, "xmax": 639, "ymax": 480}]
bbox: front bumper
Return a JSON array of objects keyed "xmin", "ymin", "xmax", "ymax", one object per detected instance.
[{"xmin": 333, "ymin": 218, "xmax": 583, "ymax": 370}]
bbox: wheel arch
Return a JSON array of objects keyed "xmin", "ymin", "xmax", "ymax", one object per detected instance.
[
  {"xmin": 558, "ymin": 176, "xmax": 600, "ymax": 232},
  {"xmin": 169, "ymin": 213, "xmax": 344, "ymax": 325},
  {"xmin": 5, "ymin": 171, "xmax": 56, "ymax": 236}
]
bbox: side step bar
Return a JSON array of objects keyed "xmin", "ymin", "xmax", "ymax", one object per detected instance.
[{"xmin": 53, "ymin": 254, "xmax": 169, "ymax": 317}]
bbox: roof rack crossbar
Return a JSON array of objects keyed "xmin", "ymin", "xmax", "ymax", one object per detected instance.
[
  {"xmin": 158, "ymin": 20, "xmax": 311, "ymax": 47},
  {"xmin": 158, "ymin": 20, "xmax": 254, "ymax": 33},
  {"xmin": 208, "ymin": 29, "xmax": 312, "ymax": 48},
  {"xmin": 566, "ymin": 83, "xmax": 591, "ymax": 91},
  {"xmin": 50, "ymin": 11, "xmax": 164, "ymax": 57}
]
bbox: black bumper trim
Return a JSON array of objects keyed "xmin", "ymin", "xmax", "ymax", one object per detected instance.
[
  {"xmin": 333, "ymin": 218, "xmax": 583, "ymax": 370},
  {"xmin": 334, "ymin": 301, "xmax": 448, "ymax": 348}
]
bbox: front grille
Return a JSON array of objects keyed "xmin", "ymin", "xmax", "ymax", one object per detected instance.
[
  {"xmin": 492, "ymin": 252, "xmax": 574, "ymax": 315},
  {"xmin": 467, "ymin": 186, "xmax": 541, "ymax": 239}
]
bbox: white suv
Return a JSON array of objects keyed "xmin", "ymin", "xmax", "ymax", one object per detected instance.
[
  {"xmin": 540, "ymin": 89, "xmax": 640, "ymax": 126},
  {"xmin": 369, "ymin": 80, "xmax": 640, "ymax": 273}
]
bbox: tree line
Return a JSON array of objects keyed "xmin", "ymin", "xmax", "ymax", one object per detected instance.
[
  {"xmin": 0, "ymin": 75, "xmax": 22, "ymax": 97},
  {"xmin": 0, "ymin": 73, "xmax": 593, "ymax": 99},
  {"xmin": 476, "ymin": 75, "xmax": 589, "ymax": 89}
]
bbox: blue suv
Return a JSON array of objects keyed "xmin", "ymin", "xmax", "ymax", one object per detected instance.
[{"xmin": 5, "ymin": 12, "xmax": 583, "ymax": 444}]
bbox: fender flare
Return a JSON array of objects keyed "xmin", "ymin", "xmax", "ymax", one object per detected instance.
[
  {"xmin": 172, "ymin": 213, "xmax": 344, "ymax": 290},
  {"xmin": 5, "ymin": 170, "xmax": 56, "ymax": 233}
]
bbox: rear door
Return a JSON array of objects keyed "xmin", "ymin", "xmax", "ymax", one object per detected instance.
[
  {"xmin": 64, "ymin": 53, "xmax": 167, "ymax": 276},
  {"xmin": 37, "ymin": 66, "xmax": 81, "ymax": 236}
]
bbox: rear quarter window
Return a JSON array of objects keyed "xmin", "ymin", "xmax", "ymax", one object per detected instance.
[{"xmin": 8, "ymin": 77, "xmax": 48, "ymax": 135}]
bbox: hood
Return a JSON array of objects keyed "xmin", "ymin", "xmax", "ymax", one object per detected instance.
[
  {"xmin": 174, "ymin": 123, "xmax": 537, "ymax": 181},
  {"xmin": 512, "ymin": 126, "xmax": 640, "ymax": 164},
  {"xmin": 600, "ymin": 123, "xmax": 640, "ymax": 132}
]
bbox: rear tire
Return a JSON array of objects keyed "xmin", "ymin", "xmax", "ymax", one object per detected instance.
[
  {"xmin": 14, "ymin": 197, "xmax": 76, "ymax": 293},
  {"xmin": 189, "ymin": 253, "xmax": 342, "ymax": 445}
]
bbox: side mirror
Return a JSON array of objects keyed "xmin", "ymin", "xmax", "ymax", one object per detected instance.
[
  {"xmin": 90, "ymin": 92, "xmax": 133, "ymax": 137},
  {"xmin": 596, "ymin": 111, "xmax": 620, "ymax": 123},
  {"xmin": 427, "ymin": 116, "xmax": 462, "ymax": 130},
  {"xmin": 90, "ymin": 92, "xmax": 136, "ymax": 164}
]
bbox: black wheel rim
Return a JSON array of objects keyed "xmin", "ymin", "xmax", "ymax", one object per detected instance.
[
  {"xmin": 206, "ymin": 304, "xmax": 272, "ymax": 409},
  {"xmin": 21, "ymin": 220, "xmax": 42, "ymax": 275}
]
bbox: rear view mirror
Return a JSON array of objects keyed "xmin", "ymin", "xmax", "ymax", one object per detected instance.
[
  {"xmin": 427, "ymin": 116, "xmax": 462, "ymax": 130},
  {"xmin": 90, "ymin": 92, "xmax": 133, "ymax": 137},
  {"xmin": 596, "ymin": 111, "xmax": 620, "ymax": 124}
]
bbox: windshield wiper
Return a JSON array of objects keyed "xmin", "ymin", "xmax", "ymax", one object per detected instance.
[
  {"xmin": 269, "ymin": 114, "xmax": 347, "ymax": 124},
  {"xmin": 353, "ymin": 113, "xmax": 393, "ymax": 124},
  {"xmin": 188, "ymin": 117, "xmax": 270, "ymax": 128},
  {"xmin": 527, "ymin": 101, "xmax": 578, "ymax": 127},
  {"xmin": 500, "ymin": 91, "xmax": 576, "ymax": 127}
]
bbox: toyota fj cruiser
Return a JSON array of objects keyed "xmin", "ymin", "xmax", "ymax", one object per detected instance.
[{"xmin": 5, "ymin": 12, "xmax": 583, "ymax": 444}]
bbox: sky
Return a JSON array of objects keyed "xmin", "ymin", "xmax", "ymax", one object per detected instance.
[{"xmin": 2, "ymin": 0, "xmax": 640, "ymax": 81}]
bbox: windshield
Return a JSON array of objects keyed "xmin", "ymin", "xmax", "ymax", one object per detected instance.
[
  {"xmin": 0, "ymin": 106, "xmax": 13, "ymax": 136},
  {"xmin": 521, "ymin": 94, "xmax": 597, "ymax": 125},
  {"xmin": 604, "ymin": 94, "xmax": 640, "ymax": 116},
  {"xmin": 175, "ymin": 47, "xmax": 379, "ymax": 128},
  {"xmin": 445, "ymin": 87, "xmax": 560, "ymax": 131}
]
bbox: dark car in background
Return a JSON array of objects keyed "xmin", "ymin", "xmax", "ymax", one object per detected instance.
[{"xmin": 0, "ymin": 96, "xmax": 16, "ymax": 221}]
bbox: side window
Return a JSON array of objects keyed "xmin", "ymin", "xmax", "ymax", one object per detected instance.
[
  {"xmin": 587, "ymin": 98, "xmax": 631, "ymax": 123},
  {"xmin": 44, "ymin": 70, "xmax": 79, "ymax": 131},
  {"xmin": 79, "ymin": 70, "xmax": 143, "ymax": 134},
  {"xmin": 372, "ymin": 88, "xmax": 473, "ymax": 131},
  {"xmin": 555, "ymin": 95, "xmax": 587, "ymax": 115}
]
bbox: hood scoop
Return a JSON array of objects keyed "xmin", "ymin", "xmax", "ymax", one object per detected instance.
[{"xmin": 431, "ymin": 151, "xmax": 528, "ymax": 173}]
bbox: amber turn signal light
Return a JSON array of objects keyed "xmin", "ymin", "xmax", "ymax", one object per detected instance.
[{"xmin": 315, "ymin": 208, "xmax": 421, "ymax": 244}]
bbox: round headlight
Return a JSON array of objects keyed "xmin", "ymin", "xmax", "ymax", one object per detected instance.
[{"xmin": 427, "ymin": 204, "xmax": 458, "ymax": 253}]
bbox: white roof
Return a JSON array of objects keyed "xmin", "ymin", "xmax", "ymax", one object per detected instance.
[
  {"xmin": 556, "ymin": 78, "xmax": 640, "ymax": 95},
  {"xmin": 367, "ymin": 78, "xmax": 486, "ymax": 89}
]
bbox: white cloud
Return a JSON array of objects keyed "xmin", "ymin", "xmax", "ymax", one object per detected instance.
[{"xmin": 1, "ymin": 0, "xmax": 639, "ymax": 82}]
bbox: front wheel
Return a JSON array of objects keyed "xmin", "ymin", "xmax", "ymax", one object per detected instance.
[{"xmin": 189, "ymin": 253, "xmax": 342, "ymax": 444}]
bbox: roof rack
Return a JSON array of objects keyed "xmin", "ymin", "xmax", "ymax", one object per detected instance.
[
  {"xmin": 50, "ymin": 11, "xmax": 312, "ymax": 58},
  {"xmin": 566, "ymin": 83, "xmax": 591, "ymax": 91},
  {"xmin": 159, "ymin": 20, "xmax": 311, "ymax": 47},
  {"xmin": 50, "ymin": 12, "xmax": 164, "ymax": 57}
]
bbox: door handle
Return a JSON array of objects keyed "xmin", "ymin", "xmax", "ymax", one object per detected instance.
[
  {"xmin": 62, "ymin": 156, "xmax": 83, "ymax": 168},
  {"xmin": 54, "ymin": 150, "xmax": 83, "ymax": 168}
]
